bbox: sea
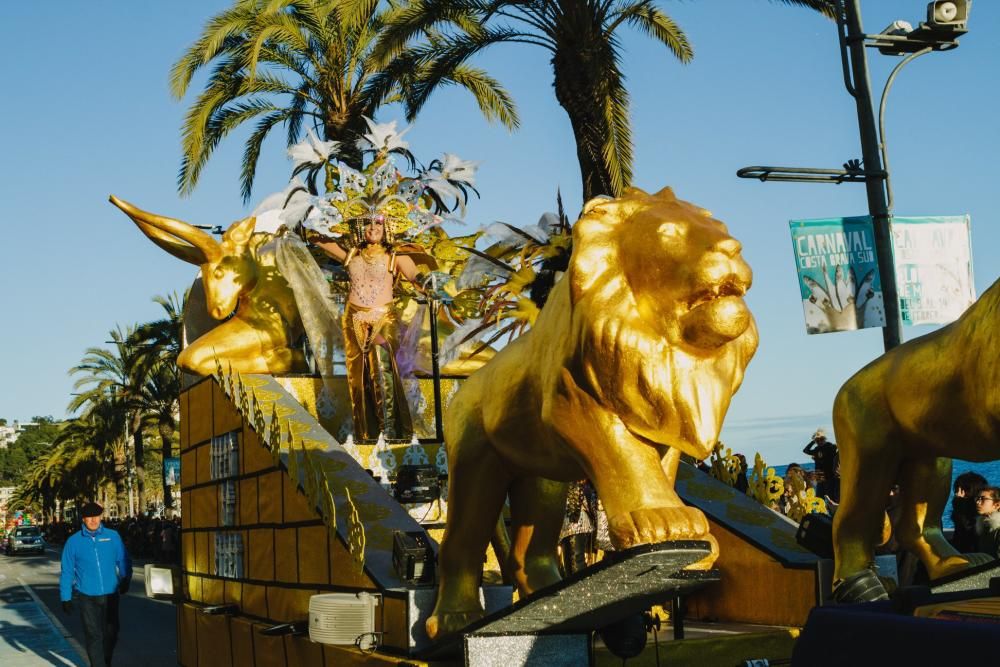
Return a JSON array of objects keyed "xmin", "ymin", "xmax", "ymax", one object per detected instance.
[{"xmin": 772, "ymin": 458, "xmax": 1000, "ymax": 531}]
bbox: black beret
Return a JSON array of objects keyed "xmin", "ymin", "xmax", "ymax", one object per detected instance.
[{"xmin": 80, "ymin": 502, "xmax": 104, "ymax": 518}]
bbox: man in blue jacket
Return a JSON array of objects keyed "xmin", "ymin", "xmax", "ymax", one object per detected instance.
[{"xmin": 59, "ymin": 502, "xmax": 132, "ymax": 667}]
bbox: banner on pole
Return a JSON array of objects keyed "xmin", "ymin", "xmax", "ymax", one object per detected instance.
[
  {"xmin": 164, "ymin": 457, "xmax": 181, "ymax": 487},
  {"xmin": 789, "ymin": 216, "xmax": 885, "ymax": 334},
  {"xmin": 891, "ymin": 215, "xmax": 975, "ymax": 326}
]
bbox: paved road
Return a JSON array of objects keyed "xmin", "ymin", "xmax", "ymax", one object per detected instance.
[{"xmin": 1, "ymin": 546, "xmax": 177, "ymax": 667}]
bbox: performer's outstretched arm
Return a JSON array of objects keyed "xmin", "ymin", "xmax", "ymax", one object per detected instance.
[{"xmin": 394, "ymin": 254, "xmax": 419, "ymax": 283}]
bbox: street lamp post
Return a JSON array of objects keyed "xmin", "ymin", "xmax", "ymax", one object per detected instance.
[
  {"xmin": 738, "ymin": 0, "xmax": 971, "ymax": 353},
  {"xmin": 842, "ymin": 0, "xmax": 902, "ymax": 350}
]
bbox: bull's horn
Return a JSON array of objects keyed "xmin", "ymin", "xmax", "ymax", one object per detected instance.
[{"xmin": 109, "ymin": 195, "xmax": 221, "ymax": 265}]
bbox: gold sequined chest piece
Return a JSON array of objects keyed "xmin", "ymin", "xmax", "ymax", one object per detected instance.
[{"xmin": 348, "ymin": 248, "xmax": 393, "ymax": 307}]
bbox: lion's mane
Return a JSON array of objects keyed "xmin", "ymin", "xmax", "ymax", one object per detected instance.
[{"xmin": 566, "ymin": 187, "xmax": 758, "ymax": 458}]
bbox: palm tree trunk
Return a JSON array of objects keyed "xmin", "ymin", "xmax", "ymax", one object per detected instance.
[
  {"xmin": 114, "ymin": 457, "xmax": 128, "ymax": 518},
  {"xmin": 552, "ymin": 52, "xmax": 617, "ymax": 201},
  {"xmin": 132, "ymin": 415, "xmax": 146, "ymax": 515},
  {"xmin": 323, "ymin": 114, "xmax": 367, "ymax": 169}
]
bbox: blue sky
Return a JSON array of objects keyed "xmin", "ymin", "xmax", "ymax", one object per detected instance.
[{"xmin": 2, "ymin": 1, "xmax": 997, "ymax": 465}]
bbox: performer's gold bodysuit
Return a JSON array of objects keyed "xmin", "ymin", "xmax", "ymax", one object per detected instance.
[
  {"xmin": 343, "ymin": 247, "xmax": 412, "ymax": 440},
  {"xmin": 317, "ymin": 219, "xmax": 419, "ymax": 441}
]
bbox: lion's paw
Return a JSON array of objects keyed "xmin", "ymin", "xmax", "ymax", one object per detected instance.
[
  {"xmin": 608, "ymin": 506, "xmax": 710, "ymax": 549},
  {"xmin": 425, "ymin": 610, "xmax": 485, "ymax": 641}
]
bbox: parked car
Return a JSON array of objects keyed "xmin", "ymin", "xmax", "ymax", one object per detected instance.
[{"xmin": 5, "ymin": 525, "xmax": 45, "ymax": 555}]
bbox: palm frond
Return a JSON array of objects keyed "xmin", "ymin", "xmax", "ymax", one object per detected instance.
[
  {"xmin": 767, "ymin": 0, "xmax": 838, "ymax": 20},
  {"xmin": 610, "ymin": 1, "xmax": 692, "ymax": 63},
  {"xmin": 600, "ymin": 63, "xmax": 633, "ymax": 196},
  {"xmin": 242, "ymin": 109, "xmax": 293, "ymax": 202},
  {"xmin": 435, "ymin": 64, "xmax": 520, "ymax": 129},
  {"xmin": 339, "ymin": 0, "xmax": 381, "ymax": 33},
  {"xmin": 182, "ymin": 97, "xmax": 285, "ymax": 196},
  {"xmin": 245, "ymin": 12, "xmax": 312, "ymax": 80},
  {"xmin": 402, "ymin": 27, "xmax": 528, "ymax": 114},
  {"xmin": 169, "ymin": 6, "xmax": 254, "ymax": 98},
  {"xmin": 177, "ymin": 57, "xmax": 247, "ymax": 194},
  {"xmin": 373, "ymin": 0, "xmax": 486, "ymax": 66},
  {"xmin": 286, "ymin": 80, "xmax": 310, "ymax": 145}
]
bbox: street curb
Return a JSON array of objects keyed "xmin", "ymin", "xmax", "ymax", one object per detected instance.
[{"xmin": 18, "ymin": 576, "xmax": 88, "ymax": 664}]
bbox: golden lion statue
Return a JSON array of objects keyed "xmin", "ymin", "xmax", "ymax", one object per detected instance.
[
  {"xmin": 428, "ymin": 187, "xmax": 759, "ymax": 638},
  {"xmin": 832, "ymin": 276, "xmax": 1000, "ymax": 601}
]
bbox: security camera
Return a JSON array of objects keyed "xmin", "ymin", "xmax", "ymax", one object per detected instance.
[
  {"xmin": 926, "ymin": 1, "xmax": 971, "ymax": 30},
  {"xmin": 879, "ymin": 20, "xmax": 913, "ymax": 37}
]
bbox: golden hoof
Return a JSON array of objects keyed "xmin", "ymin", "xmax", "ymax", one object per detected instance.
[{"xmin": 425, "ymin": 609, "xmax": 485, "ymax": 641}]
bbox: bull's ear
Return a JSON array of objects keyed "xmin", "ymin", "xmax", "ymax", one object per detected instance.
[
  {"xmin": 581, "ymin": 194, "xmax": 614, "ymax": 216},
  {"xmin": 223, "ymin": 216, "xmax": 257, "ymax": 247},
  {"xmin": 650, "ymin": 186, "xmax": 676, "ymax": 202}
]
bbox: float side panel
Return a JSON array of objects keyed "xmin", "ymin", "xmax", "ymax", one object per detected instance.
[
  {"xmin": 187, "ymin": 380, "xmax": 213, "ymax": 445},
  {"xmin": 685, "ymin": 520, "xmax": 816, "ymax": 626}
]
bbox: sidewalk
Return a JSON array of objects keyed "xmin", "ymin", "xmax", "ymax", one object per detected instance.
[{"xmin": 0, "ymin": 581, "xmax": 85, "ymax": 666}]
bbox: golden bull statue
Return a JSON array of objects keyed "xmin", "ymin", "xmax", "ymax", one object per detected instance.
[
  {"xmin": 109, "ymin": 196, "xmax": 306, "ymax": 375},
  {"xmin": 832, "ymin": 275, "xmax": 1000, "ymax": 601},
  {"xmin": 428, "ymin": 187, "xmax": 759, "ymax": 639}
]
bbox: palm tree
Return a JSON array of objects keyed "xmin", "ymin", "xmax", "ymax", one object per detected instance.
[
  {"xmin": 132, "ymin": 293, "xmax": 184, "ymax": 369},
  {"xmin": 55, "ymin": 409, "xmax": 123, "ymax": 510},
  {"xmin": 19, "ymin": 458, "xmax": 57, "ymax": 524},
  {"xmin": 15, "ymin": 418, "xmax": 117, "ymax": 524},
  {"xmin": 131, "ymin": 293, "xmax": 184, "ymax": 511},
  {"xmin": 138, "ymin": 363, "xmax": 181, "ymax": 511},
  {"xmin": 70, "ymin": 327, "xmax": 148, "ymax": 516},
  {"xmin": 8, "ymin": 485, "xmax": 41, "ymax": 519},
  {"xmin": 377, "ymin": 0, "xmax": 836, "ymax": 200},
  {"xmin": 171, "ymin": 0, "xmax": 519, "ymax": 202}
]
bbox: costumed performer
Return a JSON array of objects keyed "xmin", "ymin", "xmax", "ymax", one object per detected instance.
[
  {"xmin": 313, "ymin": 212, "xmax": 420, "ymax": 441},
  {"xmin": 269, "ymin": 120, "xmax": 474, "ymax": 443}
]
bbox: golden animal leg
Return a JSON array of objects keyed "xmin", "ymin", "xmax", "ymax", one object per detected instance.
[
  {"xmin": 660, "ymin": 448, "xmax": 719, "ymax": 569},
  {"xmin": 550, "ymin": 370, "xmax": 710, "ymax": 552},
  {"xmin": 505, "ymin": 476, "xmax": 568, "ymax": 597},
  {"xmin": 895, "ymin": 455, "xmax": 983, "ymax": 579},
  {"xmin": 427, "ymin": 420, "xmax": 513, "ymax": 640},
  {"xmin": 831, "ymin": 389, "xmax": 901, "ymax": 584},
  {"xmin": 179, "ymin": 318, "xmax": 295, "ymax": 375}
]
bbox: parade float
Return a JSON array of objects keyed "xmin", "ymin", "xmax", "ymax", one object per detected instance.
[{"xmin": 111, "ymin": 120, "xmax": 1000, "ymax": 667}]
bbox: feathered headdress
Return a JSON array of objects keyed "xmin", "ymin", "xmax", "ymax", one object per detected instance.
[{"xmin": 270, "ymin": 118, "xmax": 479, "ymax": 250}]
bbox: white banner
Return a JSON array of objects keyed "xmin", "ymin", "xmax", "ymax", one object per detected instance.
[{"xmin": 892, "ymin": 216, "xmax": 975, "ymax": 326}]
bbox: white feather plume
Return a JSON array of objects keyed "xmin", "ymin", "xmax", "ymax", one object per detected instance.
[
  {"xmin": 456, "ymin": 254, "xmax": 511, "ymax": 290},
  {"xmin": 537, "ymin": 212, "xmax": 562, "ymax": 235},
  {"xmin": 483, "ymin": 222, "xmax": 531, "ymax": 248},
  {"xmin": 519, "ymin": 224, "xmax": 549, "ymax": 243},
  {"xmin": 438, "ymin": 318, "xmax": 490, "ymax": 369},
  {"xmin": 252, "ymin": 177, "xmax": 307, "ymax": 217}
]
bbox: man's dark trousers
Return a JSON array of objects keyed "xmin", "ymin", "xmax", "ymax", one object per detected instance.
[{"xmin": 76, "ymin": 592, "xmax": 120, "ymax": 666}]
